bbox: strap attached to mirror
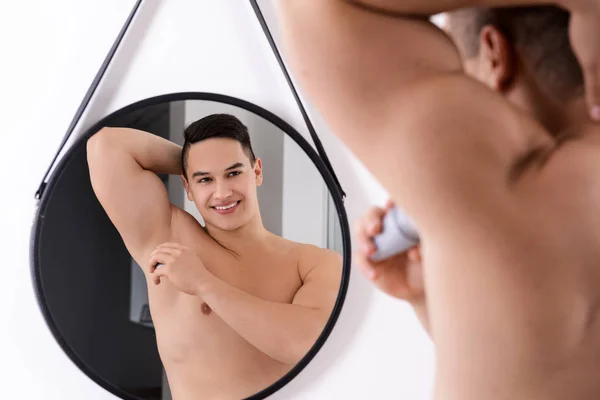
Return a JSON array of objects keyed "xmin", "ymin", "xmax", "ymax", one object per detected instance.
[
  {"xmin": 36, "ymin": 0, "xmax": 346, "ymax": 201},
  {"xmin": 35, "ymin": 0, "xmax": 144, "ymax": 200},
  {"xmin": 249, "ymin": 1, "xmax": 347, "ymax": 201}
]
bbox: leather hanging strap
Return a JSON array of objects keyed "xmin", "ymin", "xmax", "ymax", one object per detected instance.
[
  {"xmin": 35, "ymin": 0, "xmax": 144, "ymax": 200},
  {"xmin": 249, "ymin": 1, "xmax": 346, "ymax": 200}
]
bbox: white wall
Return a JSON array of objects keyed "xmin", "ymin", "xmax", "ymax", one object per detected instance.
[{"xmin": 1, "ymin": 1, "xmax": 435, "ymax": 399}]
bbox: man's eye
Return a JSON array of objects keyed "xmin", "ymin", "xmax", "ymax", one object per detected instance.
[
  {"xmin": 228, "ymin": 171, "xmax": 241, "ymax": 177},
  {"xmin": 198, "ymin": 177, "xmax": 212, "ymax": 183}
]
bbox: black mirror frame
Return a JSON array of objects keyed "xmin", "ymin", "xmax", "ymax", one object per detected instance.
[{"xmin": 30, "ymin": 91, "xmax": 351, "ymax": 400}]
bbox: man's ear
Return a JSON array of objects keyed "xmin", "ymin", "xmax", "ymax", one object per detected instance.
[
  {"xmin": 254, "ymin": 158, "xmax": 263, "ymax": 186},
  {"xmin": 478, "ymin": 25, "xmax": 516, "ymax": 92},
  {"xmin": 181, "ymin": 175, "xmax": 193, "ymax": 201}
]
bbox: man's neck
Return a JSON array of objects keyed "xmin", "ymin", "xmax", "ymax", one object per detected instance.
[
  {"xmin": 562, "ymin": 96, "xmax": 591, "ymax": 128},
  {"xmin": 514, "ymin": 85, "xmax": 590, "ymax": 137},
  {"xmin": 540, "ymin": 96, "xmax": 592, "ymax": 139},
  {"xmin": 205, "ymin": 215, "xmax": 271, "ymax": 256}
]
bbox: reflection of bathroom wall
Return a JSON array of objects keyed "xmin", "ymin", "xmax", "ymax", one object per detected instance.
[
  {"xmin": 162, "ymin": 370, "xmax": 172, "ymax": 400},
  {"xmin": 327, "ymin": 193, "xmax": 344, "ymax": 254},
  {"xmin": 167, "ymin": 101, "xmax": 186, "ymax": 213},
  {"xmin": 168, "ymin": 101, "xmax": 285, "ymax": 237},
  {"xmin": 282, "ymin": 135, "xmax": 328, "ymax": 247}
]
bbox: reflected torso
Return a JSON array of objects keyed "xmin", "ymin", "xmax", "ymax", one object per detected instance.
[
  {"xmin": 147, "ymin": 208, "xmax": 303, "ymax": 400},
  {"xmin": 430, "ymin": 125, "xmax": 600, "ymax": 400}
]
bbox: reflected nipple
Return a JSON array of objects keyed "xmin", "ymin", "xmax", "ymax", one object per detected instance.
[{"xmin": 201, "ymin": 302, "xmax": 212, "ymax": 315}]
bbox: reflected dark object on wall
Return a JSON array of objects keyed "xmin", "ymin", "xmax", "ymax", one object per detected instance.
[{"xmin": 34, "ymin": 103, "xmax": 171, "ymax": 399}]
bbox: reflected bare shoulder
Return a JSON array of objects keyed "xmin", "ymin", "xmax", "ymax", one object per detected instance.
[
  {"xmin": 296, "ymin": 244, "xmax": 343, "ymax": 282},
  {"xmin": 290, "ymin": 243, "xmax": 343, "ymax": 313}
]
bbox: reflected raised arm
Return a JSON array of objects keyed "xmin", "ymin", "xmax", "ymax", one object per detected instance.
[{"xmin": 86, "ymin": 127, "xmax": 181, "ymax": 265}]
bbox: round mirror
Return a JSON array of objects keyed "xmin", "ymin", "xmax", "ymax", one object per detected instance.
[{"xmin": 31, "ymin": 93, "xmax": 350, "ymax": 400}]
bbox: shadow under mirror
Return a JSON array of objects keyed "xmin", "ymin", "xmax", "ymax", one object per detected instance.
[{"xmin": 31, "ymin": 94, "xmax": 348, "ymax": 400}]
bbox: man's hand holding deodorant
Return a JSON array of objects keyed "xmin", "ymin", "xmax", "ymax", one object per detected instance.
[
  {"xmin": 354, "ymin": 200, "xmax": 425, "ymax": 301},
  {"xmin": 371, "ymin": 204, "xmax": 420, "ymax": 261}
]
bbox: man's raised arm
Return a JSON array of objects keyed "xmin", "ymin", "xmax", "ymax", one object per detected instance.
[
  {"xmin": 87, "ymin": 128, "xmax": 181, "ymax": 265},
  {"xmin": 273, "ymin": 0, "xmax": 600, "ymax": 236},
  {"xmin": 274, "ymin": 1, "xmax": 523, "ymax": 236},
  {"xmin": 344, "ymin": 0, "xmax": 554, "ymax": 17}
]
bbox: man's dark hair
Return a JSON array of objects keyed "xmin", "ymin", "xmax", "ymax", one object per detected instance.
[
  {"xmin": 447, "ymin": 6, "xmax": 583, "ymax": 100},
  {"xmin": 181, "ymin": 113, "xmax": 256, "ymax": 179}
]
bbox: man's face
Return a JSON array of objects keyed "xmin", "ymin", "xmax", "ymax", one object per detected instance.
[{"xmin": 183, "ymin": 138, "xmax": 262, "ymax": 231}]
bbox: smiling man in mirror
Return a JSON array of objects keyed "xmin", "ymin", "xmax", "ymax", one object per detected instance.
[{"xmin": 86, "ymin": 112, "xmax": 342, "ymax": 400}]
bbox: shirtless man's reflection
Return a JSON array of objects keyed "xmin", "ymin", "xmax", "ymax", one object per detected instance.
[{"xmin": 86, "ymin": 113, "xmax": 342, "ymax": 400}]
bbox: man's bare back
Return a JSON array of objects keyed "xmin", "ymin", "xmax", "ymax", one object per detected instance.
[
  {"xmin": 274, "ymin": 0, "xmax": 600, "ymax": 398},
  {"xmin": 418, "ymin": 124, "xmax": 600, "ymax": 399}
]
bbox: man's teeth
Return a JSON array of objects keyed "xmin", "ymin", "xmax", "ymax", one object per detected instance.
[{"xmin": 215, "ymin": 202, "xmax": 238, "ymax": 210}]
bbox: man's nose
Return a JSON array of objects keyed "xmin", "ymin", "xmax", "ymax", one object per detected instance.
[{"xmin": 214, "ymin": 180, "xmax": 233, "ymax": 199}]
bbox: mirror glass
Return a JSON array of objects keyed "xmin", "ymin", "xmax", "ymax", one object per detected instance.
[{"xmin": 34, "ymin": 97, "xmax": 346, "ymax": 400}]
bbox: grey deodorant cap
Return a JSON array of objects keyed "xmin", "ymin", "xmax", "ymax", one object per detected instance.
[{"xmin": 370, "ymin": 206, "xmax": 420, "ymax": 261}]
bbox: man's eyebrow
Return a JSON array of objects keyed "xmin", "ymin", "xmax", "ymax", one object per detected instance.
[
  {"xmin": 225, "ymin": 162, "xmax": 244, "ymax": 171},
  {"xmin": 191, "ymin": 162, "xmax": 244, "ymax": 178},
  {"xmin": 192, "ymin": 170, "xmax": 209, "ymax": 177}
]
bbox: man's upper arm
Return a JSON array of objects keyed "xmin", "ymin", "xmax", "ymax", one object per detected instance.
[
  {"xmin": 292, "ymin": 247, "xmax": 343, "ymax": 313},
  {"xmin": 276, "ymin": 0, "xmax": 463, "ymax": 143},
  {"xmin": 87, "ymin": 129, "xmax": 173, "ymax": 264},
  {"xmin": 277, "ymin": 1, "xmax": 549, "ymax": 234}
]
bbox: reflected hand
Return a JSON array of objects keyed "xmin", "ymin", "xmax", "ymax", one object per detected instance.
[
  {"xmin": 568, "ymin": 3, "xmax": 600, "ymax": 120},
  {"xmin": 354, "ymin": 200, "xmax": 425, "ymax": 301},
  {"xmin": 149, "ymin": 242, "xmax": 210, "ymax": 295}
]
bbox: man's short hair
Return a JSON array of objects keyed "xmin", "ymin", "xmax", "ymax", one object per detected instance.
[
  {"xmin": 181, "ymin": 113, "xmax": 256, "ymax": 179},
  {"xmin": 447, "ymin": 6, "xmax": 583, "ymax": 100}
]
